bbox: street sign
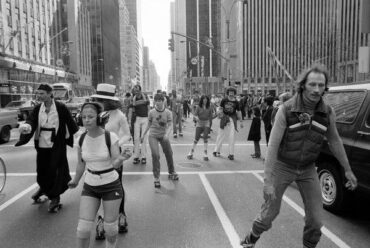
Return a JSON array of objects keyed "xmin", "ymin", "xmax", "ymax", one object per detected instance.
[
  {"xmin": 56, "ymin": 59, "xmax": 64, "ymax": 67},
  {"xmin": 191, "ymin": 57, "xmax": 198, "ymax": 65}
]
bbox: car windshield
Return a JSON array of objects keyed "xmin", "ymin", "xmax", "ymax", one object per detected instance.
[{"xmin": 53, "ymin": 90, "xmax": 68, "ymax": 100}]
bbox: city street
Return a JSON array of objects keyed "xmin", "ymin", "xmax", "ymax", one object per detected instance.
[{"xmin": 0, "ymin": 118, "xmax": 369, "ymax": 248}]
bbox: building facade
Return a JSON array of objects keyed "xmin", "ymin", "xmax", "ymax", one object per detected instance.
[
  {"xmin": 119, "ymin": 0, "xmax": 130, "ymax": 93},
  {"xmin": 240, "ymin": 0, "xmax": 370, "ymax": 96},
  {"xmin": 85, "ymin": 0, "xmax": 121, "ymax": 88},
  {"xmin": 171, "ymin": 0, "xmax": 223, "ymax": 95},
  {"xmin": 0, "ymin": 0, "xmax": 91, "ymax": 107}
]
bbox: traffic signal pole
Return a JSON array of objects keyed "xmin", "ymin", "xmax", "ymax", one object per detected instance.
[
  {"xmin": 171, "ymin": 31, "xmax": 230, "ymax": 91},
  {"xmin": 170, "ymin": 31, "xmax": 229, "ymax": 63}
]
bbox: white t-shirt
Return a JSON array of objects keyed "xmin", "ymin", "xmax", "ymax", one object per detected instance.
[
  {"xmin": 104, "ymin": 109, "xmax": 130, "ymax": 146},
  {"xmin": 78, "ymin": 132, "xmax": 119, "ymax": 186}
]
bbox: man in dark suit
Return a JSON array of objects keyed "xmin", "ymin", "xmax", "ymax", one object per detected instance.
[{"xmin": 16, "ymin": 84, "xmax": 78, "ymax": 212}]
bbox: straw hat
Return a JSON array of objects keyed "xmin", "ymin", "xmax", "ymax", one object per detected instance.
[{"xmin": 91, "ymin": 83, "xmax": 119, "ymax": 101}]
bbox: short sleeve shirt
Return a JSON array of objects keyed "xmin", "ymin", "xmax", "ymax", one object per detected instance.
[
  {"xmin": 220, "ymin": 98, "xmax": 240, "ymax": 117},
  {"xmin": 78, "ymin": 132, "xmax": 119, "ymax": 186},
  {"xmin": 148, "ymin": 108, "xmax": 172, "ymax": 138}
]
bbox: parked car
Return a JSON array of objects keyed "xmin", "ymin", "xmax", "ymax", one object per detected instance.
[
  {"xmin": 316, "ymin": 83, "xmax": 370, "ymax": 213},
  {"xmin": 5, "ymin": 100, "xmax": 38, "ymax": 121},
  {"xmin": 0, "ymin": 108, "xmax": 19, "ymax": 143}
]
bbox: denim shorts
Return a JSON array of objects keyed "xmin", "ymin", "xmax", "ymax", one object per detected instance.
[{"xmin": 82, "ymin": 179, "xmax": 123, "ymax": 201}]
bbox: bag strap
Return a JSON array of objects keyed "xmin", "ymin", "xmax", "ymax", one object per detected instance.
[
  {"xmin": 78, "ymin": 130, "xmax": 111, "ymax": 162},
  {"xmin": 104, "ymin": 130, "xmax": 111, "ymax": 158}
]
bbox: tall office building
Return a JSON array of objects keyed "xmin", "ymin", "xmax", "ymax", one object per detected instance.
[
  {"xmin": 119, "ymin": 0, "xmax": 130, "ymax": 93},
  {"xmin": 0, "ymin": 0, "xmax": 91, "ymax": 107},
  {"xmin": 142, "ymin": 45, "xmax": 149, "ymax": 91},
  {"xmin": 241, "ymin": 0, "xmax": 370, "ymax": 95},
  {"xmin": 149, "ymin": 60, "xmax": 160, "ymax": 92},
  {"xmin": 84, "ymin": 0, "xmax": 121, "ymax": 88},
  {"xmin": 170, "ymin": 0, "xmax": 187, "ymax": 92},
  {"xmin": 126, "ymin": 0, "xmax": 142, "ymax": 86},
  {"xmin": 171, "ymin": 0, "xmax": 223, "ymax": 94}
]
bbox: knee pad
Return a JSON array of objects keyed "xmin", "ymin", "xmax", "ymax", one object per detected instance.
[
  {"xmin": 76, "ymin": 219, "xmax": 94, "ymax": 239},
  {"xmin": 104, "ymin": 220, "xmax": 118, "ymax": 237}
]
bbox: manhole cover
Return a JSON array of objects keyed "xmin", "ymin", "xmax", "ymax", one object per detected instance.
[{"xmin": 176, "ymin": 162, "xmax": 203, "ymax": 169}]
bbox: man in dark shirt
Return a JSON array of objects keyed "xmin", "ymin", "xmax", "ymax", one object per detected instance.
[
  {"xmin": 213, "ymin": 87, "xmax": 243, "ymax": 160},
  {"xmin": 128, "ymin": 85, "xmax": 150, "ymax": 165}
]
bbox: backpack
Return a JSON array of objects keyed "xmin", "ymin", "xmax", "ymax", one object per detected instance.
[{"xmin": 78, "ymin": 131, "xmax": 111, "ymax": 162}]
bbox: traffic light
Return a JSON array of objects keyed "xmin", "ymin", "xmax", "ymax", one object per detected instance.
[{"xmin": 168, "ymin": 38, "xmax": 174, "ymax": 52}]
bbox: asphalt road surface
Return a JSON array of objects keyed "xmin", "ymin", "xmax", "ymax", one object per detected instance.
[{"xmin": 0, "ymin": 118, "xmax": 369, "ymax": 248}]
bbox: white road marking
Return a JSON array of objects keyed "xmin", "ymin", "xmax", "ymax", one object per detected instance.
[
  {"xmin": 199, "ymin": 173, "xmax": 241, "ymax": 248},
  {"xmin": 252, "ymin": 172, "xmax": 352, "ymax": 248},
  {"xmin": 0, "ymin": 143, "xmax": 265, "ymax": 148},
  {"xmin": 6, "ymin": 170, "xmax": 264, "ymax": 176},
  {"xmin": 0, "ymin": 183, "xmax": 38, "ymax": 212},
  {"xmin": 0, "ymin": 170, "xmax": 353, "ymax": 248}
]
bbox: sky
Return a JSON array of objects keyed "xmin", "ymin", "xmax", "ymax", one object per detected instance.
[{"xmin": 141, "ymin": 0, "xmax": 172, "ymax": 90}]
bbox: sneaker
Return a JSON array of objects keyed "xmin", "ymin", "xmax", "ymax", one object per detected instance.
[
  {"xmin": 141, "ymin": 158, "xmax": 147, "ymax": 165},
  {"xmin": 154, "ymin": 179, "xmax": 161, "ymax": 188},
  {"xmin": 95, "ymin": 215, "xmax": 105, "ymax": 240},
  {"xmin": 179, "ymin": 132, "xmax": 183, "ymax": 137},
  {"xmin": 173, "ymin": 133, "xmax": 177, "ymax": 138},
  {"xmin": 133, "ymin": 158, "xmax": 140, "ymax": 164},
  {"xmin": 203, "ymin": 156, "xmax": 209, "ymax": 161},
  {"xmin": 228, "ymin": 154, "xmax": 234, "ymax": 160},
  {"xmin": 168, "ymin": 173, "xmax": 179, "ymax": 181},
  {"xmin": 240, "ymin": 233, "xmax": 259, "ymax": 248},
  {"xmin": 187, "ymin": 153, "xmax": 193, "ymax": 160},
  {"xmin": 118, "ymin": 213, "xmax": 128, "ymax": 233}
]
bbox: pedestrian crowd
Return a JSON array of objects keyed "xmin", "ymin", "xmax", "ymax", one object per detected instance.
[{"xmin": 15, "ymin": 63, "xmax": 358, "ymax": 248}]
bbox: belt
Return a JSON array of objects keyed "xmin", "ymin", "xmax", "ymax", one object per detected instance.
[
  {"xmin": 40, "ymin": 127, "xmax": 56, "ymax": 142},
  {"xmin": 87, "ymin": 168, "xmax": 114, "ymax": 175}
]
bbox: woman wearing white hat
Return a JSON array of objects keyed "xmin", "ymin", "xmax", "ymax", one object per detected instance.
[{"xmin": 91, "ymin": 83, "xmax": 131, "ymax": 237}]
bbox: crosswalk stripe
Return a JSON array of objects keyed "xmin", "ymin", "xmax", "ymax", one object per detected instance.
[{"xmin": 199, "ymin": 173, "xmax": 241, "ymax": 248}]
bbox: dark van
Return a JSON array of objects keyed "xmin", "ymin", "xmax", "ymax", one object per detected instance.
[{"xmin": 317, "ymin": 83, "xmax": 370, "ymax": 213}]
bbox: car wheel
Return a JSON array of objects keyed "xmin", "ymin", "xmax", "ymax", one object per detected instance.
[
  {"xmin": 317, "ymin": 162, "xmax": 348, "ymax": 213},
  {"xmin": 0, "ymin": 126, "xmax": 11, "ymax": 144}
]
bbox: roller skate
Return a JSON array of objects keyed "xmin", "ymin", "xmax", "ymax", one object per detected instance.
[
  {"xmin": 240, "ymin": 233, "xmax": 259, "ymax": 248},
  {"xmin": 31, "ymin": 188, "xmax": 44, "ymax": 203},
  {"xmin": 203, "ymin": 150, "xmax": 209, "ymax": 161},
  {"xmin": 133, "ymin": 158, "xmax": 140, "ymax": 164},
  {"xmin": 168, "ymin": 172, "xmax": 179, "ymax": 181},
  {"xmin": 48, "ymin": 197, "xmax": 62, "ymax": 213},
  {"xmin": 154, "ymin": 178, "xmax": 161, "ymax": 188},
  {"xmin": 118, "ymin": 213, "xmax": 128, "ymax": 233},
  {"xmin": 95, "ymin": 215, "xmax": 105, "ymax": 240},
  {"xmin": 187, "ymin": 149, "xmax": 194, "ymax": 160},
  {"xmin": 212, "ymin": 151, "xmax": 220, "ymax": 157}
]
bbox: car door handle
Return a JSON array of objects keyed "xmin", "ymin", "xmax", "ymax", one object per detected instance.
[{"xmin": 357, "ymin": 131, "xmax": 370, "ymax": 136}]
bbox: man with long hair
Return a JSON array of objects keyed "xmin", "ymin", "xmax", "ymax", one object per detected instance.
[{"xmin": 241, "ymin": 64, "xmax": 357, "ymax": 248}]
